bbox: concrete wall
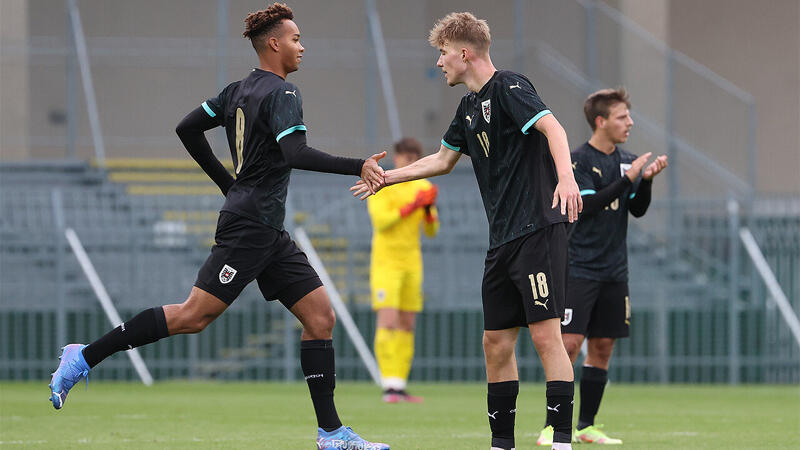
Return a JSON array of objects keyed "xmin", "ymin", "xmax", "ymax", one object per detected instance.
[
  {"xmin": 0, "ymin": 0, "xmax": 29, "ymax": 160},
  {"xmin": 668, "ymin": 0, "xmax": 800, "ymax": 194},
  {"xmin": 3, "ymin": 0, "xmax": 798, "ymax": 193}
]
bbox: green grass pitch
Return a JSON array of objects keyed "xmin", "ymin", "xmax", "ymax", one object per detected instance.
[{"xmin": 1, "ymin": 382, "xmax": 798, "ymax": 448}]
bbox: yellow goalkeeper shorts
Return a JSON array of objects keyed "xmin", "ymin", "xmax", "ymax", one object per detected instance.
[{"xmin": 370, "ymin": 266, "xmax": 423, "ymax": 312}]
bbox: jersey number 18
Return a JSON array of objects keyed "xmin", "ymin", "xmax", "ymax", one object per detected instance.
[
  {"xmin": 476, "ymin": 131, "xmax": 490, "ymax": 157},
  {"xmin": 528, "ymin": 272, "xmax": 549, "ymax": 299}
]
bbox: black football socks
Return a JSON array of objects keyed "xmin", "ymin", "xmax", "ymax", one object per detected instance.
[
  {"xmin": 578, "ymin": 366, "xmax": 608, "ymax": 430},
  {"xmin": 546, "ymin": 380, "xmax": 574, "ymax": 444},
  {"xmin": 81, "ymin": 306, "xmax": 169, "ymax": 368},
  {"xmin": 301, "ymin": 339, "xmax": 342, "ymax": 432},
  {"xmin": 487, "ymin": 380, "xmax": 518, "ymax": 449}
]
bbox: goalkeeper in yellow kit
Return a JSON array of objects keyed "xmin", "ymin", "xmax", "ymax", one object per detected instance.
[{"xmin": 368, "ymin": 138, "xmax": 439, "ymax": 403}]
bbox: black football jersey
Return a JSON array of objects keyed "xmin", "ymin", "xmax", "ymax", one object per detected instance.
[
  {"xmin": 202, "ymin": 69, "xmax": 307, "ymax": 230},
  {"xmin": 568, "ymin": 142, "xmax": 640, "ymax": 281},
  {"xmin": 442, "ymin": 70, "xmax": 566, "ymax": 249}
]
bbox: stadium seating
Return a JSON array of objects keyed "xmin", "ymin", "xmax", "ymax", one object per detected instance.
[{"xmin": 0, "ymin": 161, "xmax": 797, "ymax": 383}]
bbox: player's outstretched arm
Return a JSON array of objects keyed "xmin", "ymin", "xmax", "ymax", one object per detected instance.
[
  {"xmin": 278, "ymin": 132, "xmax": 385, "ymax": 193},
  {"xmin": 176, "ymin": 106, "xmax": 235, "ymax": 195},
  {"xmin": 534, "ymin": 114, "xmax": 582, "ymax": 222},
  {"xmin": 350, "ymin": 145, "xmax": 460, "ymax": 200}
]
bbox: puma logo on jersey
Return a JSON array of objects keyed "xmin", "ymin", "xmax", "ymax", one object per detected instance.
[
  {"xmin": 592, "ymin": 167, "xmax": 602, "ymax": 176},
  {"xmin": 572, "ymin": 162, "xmax": 577, "ymax": 170},
  {"xmin": 285, "ymin": 90, "xmax": 297, "ymax": 97},
  {"xmin": 547, "ymin": 404, "xmax": 560, "ymax": 413},
  {"xmin": 509, "ymin": 82, "xmax": 521, "ymax": 89},
  {"xmin": 534, "ymin": 299, "xmax": 549, "ymax": 310},
  {"xmin": 488, "ymin": 411, "xmax": 499, "ymax": 420},
  {"xmin": 466, "ymin": 115, "xmax": 472, "ymax": 125}
]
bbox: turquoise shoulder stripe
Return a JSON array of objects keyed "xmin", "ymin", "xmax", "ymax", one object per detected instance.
[
  {"xmin": 201, "ymin": 102, "xmax": 216, "ymax": 118},
  {"xmin": 580, "ymin": 189, "xmax": 597, "ymax": 196},
  {"xmin": 441, "ymin": 139, "xmax": 460, "ymax": 152},
  {"xmin": 629, "ymin": 192, "xmax": 636, "ymax": 199},
  {"xmin": 521, "ymin": 109, "xmax": 552, "ymax": 135},
  {"xmin": 276, "ymin": 125, "xmax": 307, "ymax": 142}
]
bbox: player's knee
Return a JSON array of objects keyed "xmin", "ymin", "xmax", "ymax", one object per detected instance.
[
  {"xmin": 171, "ymin": 316, "xmax": 202, "ymax": 334},
  {"xmin": 185, "ymin": 311, "xmax": 217, "ymax": 333},
  {"xmin": 566, "ymin": 345, "xmax": 581, "ymax": 362},
  {"xmin": 562, "ymin": 337, "xmax": 583, "ymax": 357},
  {"xmin": 398, "ymin": 313, "xmax": 416, "ymax": 331},
  {"xmin": 590, "ymin": 342, "xmax": 614, "ymax": 362},
  {"xmin": 482, "ymin": 333, "xmax": 514, "ymax": 359},
  {"xmin": 530, "ymin": 326, "xmax": 560, "ymax": 348},
  {"xmin": 170, "ymin": 302, "xmax": 218, "ymax": 334},
  {"xmin": 304, "ymin": 308, "xmax": 336, "ymax": 338}
]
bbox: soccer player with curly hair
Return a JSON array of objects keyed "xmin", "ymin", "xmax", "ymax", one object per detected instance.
[{"xmin": 49, "ymin": 4, "xmax": 389, "ymax": 449}]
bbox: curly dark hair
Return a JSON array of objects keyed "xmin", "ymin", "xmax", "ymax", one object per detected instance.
[{"xmin": 243, "ymin": 3, "xmax": 294, "ymax": 52}]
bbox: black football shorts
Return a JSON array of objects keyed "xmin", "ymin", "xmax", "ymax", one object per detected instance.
[
  {"xmin": 482, "ymin": 223, "xmax": 568, "ymax": 330},
  {"xmin": 195, "ymin": 212, "xmax": 322, "ymax": 308},
  {"xmin": 561, "ymin": 277, "xmax": 630, "ymax": 338}
]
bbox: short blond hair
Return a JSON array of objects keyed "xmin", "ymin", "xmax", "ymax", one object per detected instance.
[{"xmin": 428, "ymin": 12, "xmax": 491, "ymax": 54}]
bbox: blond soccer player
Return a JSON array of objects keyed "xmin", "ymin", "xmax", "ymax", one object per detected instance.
[{"xmin": 353, "ymin": 12, "xmax": 581, "ymax": 450}]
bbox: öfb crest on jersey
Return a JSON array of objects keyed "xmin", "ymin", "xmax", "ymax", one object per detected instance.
[
  {"xmin": 219, "ymin": 264, "xmax": 237, "ymax": 284},
  {"xmin": 481, "ymin": 99, "xmax": 491, "ymax": 123}
]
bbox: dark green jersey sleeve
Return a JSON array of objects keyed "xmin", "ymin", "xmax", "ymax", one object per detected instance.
[
  {"xmin": 201, "ymin": 86, "xmax": 228, "ymax": 127},
  {"xmin": 268, "ymin": 82, "xmax": 306, "ymax": 142},
  {"xmin": 497, "ymin": 73, "xmax": 552, "ymax": 135},
  {"xmin": 442, "ymin": 100, "xmax": 467, "ymax": 153},
  {"xmin": 572, "ymin": 154, "xmax": 597, "ymax": 196}
]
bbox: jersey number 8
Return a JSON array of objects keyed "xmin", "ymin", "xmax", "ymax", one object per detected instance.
[{"xmin": 235, "ymin": 107, "xmax": 245, "ymax": 175}]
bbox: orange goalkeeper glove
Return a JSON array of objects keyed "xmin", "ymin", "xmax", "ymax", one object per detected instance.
[{"xmin": 400, "ymin": 185, "xmax": 438, "ymax": 217}]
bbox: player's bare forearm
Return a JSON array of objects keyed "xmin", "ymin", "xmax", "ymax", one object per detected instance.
[
  {"xmin": 534, "ymin": 114, "xmax": 582, "ymax": 221},
  {"xmin": 352, "ymin": 146, "xmax": 458, "ymax": 200},
  {"xmin": 384, "ymin": 145, "xmax": 460, "ymax": 186},
  {"xmin": 535, "ymin": 115, "xmax": 574, "ymax": 180}
]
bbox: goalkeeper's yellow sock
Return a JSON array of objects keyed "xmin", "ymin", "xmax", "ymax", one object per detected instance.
[
  {"xmin": 375, "ymin": 327, "xmax": 402, "ymax": 388},
  {"xmin": 396, "ymin": 329, "xmax": 415, "ymax": 383}
]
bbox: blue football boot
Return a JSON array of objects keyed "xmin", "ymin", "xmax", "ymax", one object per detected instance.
[
  {"xmin": 49, "ymin": 344, "xmax": 90, "ymax": 410},
  {"xmin": 316, "ymin": 426, "xmax": 390, "ymax": 450}
]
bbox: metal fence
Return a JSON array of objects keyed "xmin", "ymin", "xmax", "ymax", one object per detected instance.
[
  {"xmin": 1, "ymin": 165, "xmax": 797, "ymax": 383},
  {"xmin": 2, "ymin": 0, "xmax": 797, "ymax": 385}
]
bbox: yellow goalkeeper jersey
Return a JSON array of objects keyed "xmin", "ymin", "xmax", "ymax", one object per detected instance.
[{"xmin": 368, "ymin": 179, "xmax": 439, "ymax": 266}]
